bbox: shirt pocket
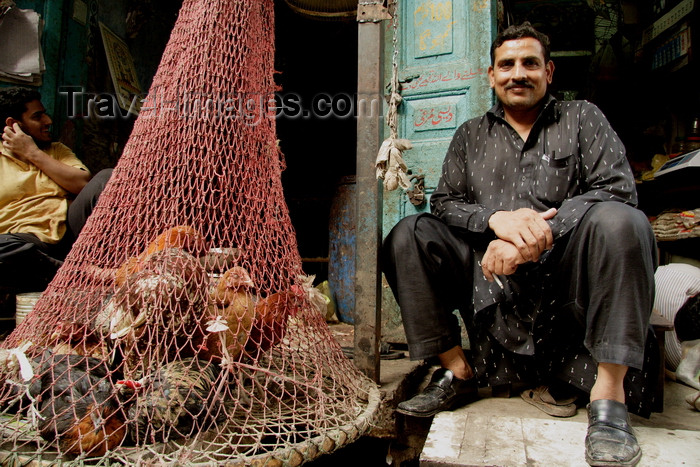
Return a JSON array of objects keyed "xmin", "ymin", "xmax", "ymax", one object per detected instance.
[{"xmin": 532, "ymin": 152, "xmax": 578, "ymax": 206}]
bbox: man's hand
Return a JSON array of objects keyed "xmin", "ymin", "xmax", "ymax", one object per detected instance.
[
  {"xmin": 2, "ymin": 123, "xmax": 42, "ymax": 164},
  {"xmin": 488, "ymin": 207, "xmax": 557, "ymax": 262},
  {"xmin": 481, "ymin": 239, "xmax": 528, "ymax": 282}
]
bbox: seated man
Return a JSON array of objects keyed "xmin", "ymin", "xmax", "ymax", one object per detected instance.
[
  {"xmin": 1, "ymin": 87, "xmax": 112, "ymax": 293},
  {"xmin": 382, "ymin": 23, "xmax": 657, "ymax": 467}
]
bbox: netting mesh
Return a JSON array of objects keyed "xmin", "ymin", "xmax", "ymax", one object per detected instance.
[{"xmin": 0, "ymin": 1, "xmax": 378, "ymax": 464}]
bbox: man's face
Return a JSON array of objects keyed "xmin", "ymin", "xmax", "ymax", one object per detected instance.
[
  {"xmin": 14, "ymin": 99, "xmax": 53, "ymax": 146},
  {"xmin": 488, "ymin": 37, "xmax": 554, "ymax": 113}
]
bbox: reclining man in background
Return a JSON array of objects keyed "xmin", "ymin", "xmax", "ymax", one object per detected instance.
[
  {"xmin": 382, "ymin": 23, "xmax": 657, "ymax": 467},
  {"xmin": 1, "ymin": 87, "xmax": 112, "ymax": 294}
]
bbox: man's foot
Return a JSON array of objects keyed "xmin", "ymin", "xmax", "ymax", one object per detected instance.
[
  {"xmin": 585, "ymin": 399, "xmax": 641, "ymax": 466},
  {"xmin": 396, "ymin": 368, "xmax": 478, "ymax": 418}
]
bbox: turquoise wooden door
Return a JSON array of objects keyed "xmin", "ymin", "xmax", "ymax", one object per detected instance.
[{"xmin": 380, "ymin": 0, "xmax": 496, "ymax": 343}]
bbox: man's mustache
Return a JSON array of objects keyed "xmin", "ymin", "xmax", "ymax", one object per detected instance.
[{"xmin": 505, "ymin": 82, "xmax": 534, "ymax": 90}]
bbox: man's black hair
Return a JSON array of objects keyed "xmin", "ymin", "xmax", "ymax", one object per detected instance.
[
  {"xmin": 0, "ymin": 86, "xmax": 42, "ymax": 123},
  {"xmin": 490, "ymin": 22, "xmax": 551, "ymax": 65}
]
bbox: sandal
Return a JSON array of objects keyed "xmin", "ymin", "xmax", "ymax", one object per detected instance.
[{"xmin": 520, "ymin": 385, "xmax": 578, "ymax": 418}]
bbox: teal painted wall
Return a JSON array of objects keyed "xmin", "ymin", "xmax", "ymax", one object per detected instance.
[{"xmin": 379, "ymin": 0, "xmax": 497, "ymax": 343}]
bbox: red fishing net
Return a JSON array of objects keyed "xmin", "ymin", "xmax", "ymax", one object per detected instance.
[{"xmin": 0, "ymin": 1, "xmax": 378, "ymax": 464}]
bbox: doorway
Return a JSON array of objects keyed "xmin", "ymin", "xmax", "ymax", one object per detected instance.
[{"xmin": 274, "ymin": 1, "xmax": 358, "ymax": 283}]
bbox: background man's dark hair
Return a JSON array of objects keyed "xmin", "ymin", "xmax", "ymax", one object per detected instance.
[
  {"xmin": 490, "ymin": 22, "xmax": 551, "ymax": 65},
  {"xmin": 0, "ymin": 86, "xmax": 42, "ymax": 122}
]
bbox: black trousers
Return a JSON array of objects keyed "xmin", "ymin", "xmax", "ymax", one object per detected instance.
[
  {"xmin": 0, "ymin": 169, "xmax": 113, "ymax": 293},
  {"xmin": 382, "ymin": 202, "xmax": 659, "ymax": 414}
]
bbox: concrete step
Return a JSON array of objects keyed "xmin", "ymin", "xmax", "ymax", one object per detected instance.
[
  {"xmin": 421, "ymin": 411, "xmax": 699, "ymax": 466},
  {"xmin": 420, "ymin": 382, "xmax": 700, "ymax": 466}
]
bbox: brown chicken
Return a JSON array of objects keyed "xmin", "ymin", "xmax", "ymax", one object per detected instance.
[
  {"xmin": 245, "ymin": 290, "xmax": 304, "ymax": 355},
  {"xmin": 144, "ymin": 225, "xmax": 207, "ymax": 257},
  {"xmin": 200, "ymin": 266, "xmax": 257, "ymax": 362},
  {"xmin": 49, "ymin": 321, "xmax": 112, "ymax": 362},
  {"xmin": 210, "ymin": 266, "xmax": 255, "ymax": 307},
  {"xmin": 114, "ymin": 225, "xmax": 208, "ymax": 287},
  {"xmin": 100, "ymin": 248, "xmax": 209, "ymax": 377},
  {"xmin": 36, "ymin": 353, "xmax": 126, "ymax": 457}
]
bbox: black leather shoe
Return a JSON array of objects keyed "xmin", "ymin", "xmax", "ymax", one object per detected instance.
[
  {"xmin": 585, "ymin": 399, "xmax": 641, "ymax": 466},
  {"xmin": 396, "ymin": 368, "xmax": 478, "ymax": 417}
]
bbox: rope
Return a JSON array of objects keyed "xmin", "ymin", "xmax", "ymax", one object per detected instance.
[{"xmin": 375, "ymin": 0, "xmax": 412, "ymax": 191}]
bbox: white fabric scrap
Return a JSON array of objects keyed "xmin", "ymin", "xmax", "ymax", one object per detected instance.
[
  {"xmin": 206, "ymin": 316, "xmax": 229, "ymax": 333},
  {"xmin": 7, "ymin": 341, "xmax": 34, "ymax": 382},
  {"xmin": 296, "ymin": 274, "xmax": 328, "ymax": 318},
  {"xmin": 375, "ymin": 138, "xmax": 412, "ymax": 191}
]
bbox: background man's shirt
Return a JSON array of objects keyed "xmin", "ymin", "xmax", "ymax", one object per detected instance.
[{"xmin": 1, "ymin": 142, "xmax": 89, "ymax": 243}]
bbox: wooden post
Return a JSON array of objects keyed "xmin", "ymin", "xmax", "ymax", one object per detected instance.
[{"xmin": 354, "ymin": 6, "xmax": 385, "ymax": 382}]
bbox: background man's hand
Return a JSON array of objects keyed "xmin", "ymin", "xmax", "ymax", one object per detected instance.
[
  {"xmin": 487, "ymin": 207, "xmax": 557, "ymax": 262},
  {"xmin": 2, "ymin": 123, "xmax": 41, "ymax": 164},
  {"xmin": 481, "ymin": 239, "xmax": 528, "ymax": 281}
]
